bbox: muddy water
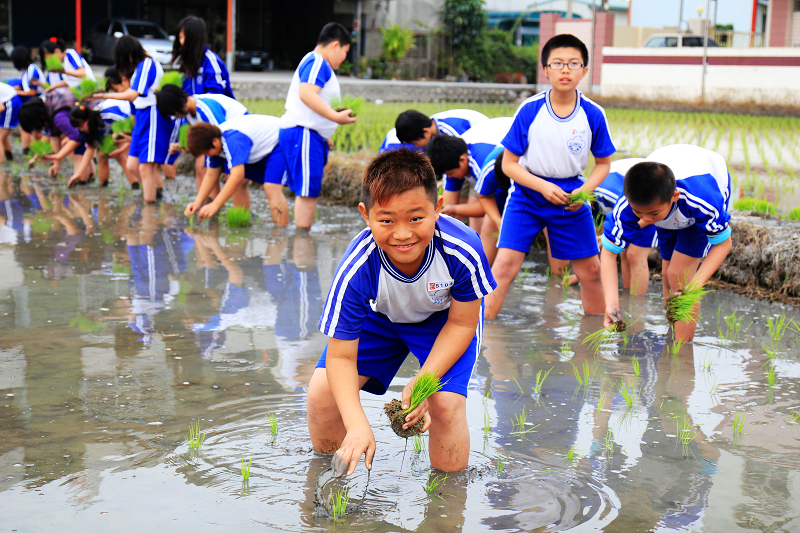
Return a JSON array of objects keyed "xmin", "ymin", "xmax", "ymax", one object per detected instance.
[{"xmin": 1, "ymin": 173, "xmax": 800, "ymax": 532}]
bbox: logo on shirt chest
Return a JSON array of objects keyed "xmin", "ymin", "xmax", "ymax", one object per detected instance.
[
  {"xmin": 567, "ymin": 131, "xmax": 586, "ymax": 155},
  {"xmin": 427, "ymin": 281, "xmax": 454, "ymax": 305}
]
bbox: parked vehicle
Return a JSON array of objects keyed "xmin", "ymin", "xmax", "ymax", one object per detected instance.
[
  {"xmin": 86, "ymin": 19, "xmax": 174, "ymax": 66},
  {"xmin": 235, "ymin": 50, "xmax": 269, "ymax": 71},
  {"xmin": 643, "ymin": 33, "xmax": 720, "ymax": 47}
]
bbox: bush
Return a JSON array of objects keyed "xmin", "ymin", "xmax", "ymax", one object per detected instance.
[
  {"xmin": 455, "ymin": 29, "xmax": 537, "ymax": 83},
  {"xmin": 442, "ymin": 0, "xmax": 487, "ymax": 49}
]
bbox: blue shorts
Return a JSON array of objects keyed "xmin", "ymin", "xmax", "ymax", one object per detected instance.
[
  {"xmin": 657, "ymin": 224, "xmax": 711, "ymax": 261},
  {"xmin": 316, "ymin": 307, "xmax": 483, "ymax": 397},
  {"xmin": 497, "ymin": 177, "xmax": 599, "ymax": 260},
  {"xmin": 226, "ymin": 144, "xmax": 287, "ymax": 185},
  {"xmin": 604, "ymin": 212, "xmax": 658, "ymax": 249},
  {"xmin": 279, "ymin": 126, "xmax": 328, "ymax": 197},
  {"xmin": 129, "ymin": 106, "xmax": 174, "ymax": 163},
  {"xmin": 73, "ymin": 140, "xmax": 86, "ymax": 156},
  {"xmin": 0, "ymin": 96, "xmax": 21, "ymax": 129}
]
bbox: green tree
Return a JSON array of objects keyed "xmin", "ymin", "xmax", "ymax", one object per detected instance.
[{"xmin": 442, "ymin": 0, "xmax": 487, "ymax": 49}]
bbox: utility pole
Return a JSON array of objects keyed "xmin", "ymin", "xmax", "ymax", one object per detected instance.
[
  {"xmin": 567, "ymin": 0, "xmax": 573, "ymax": 18},
  {"xmin": 677, "ymin": 0, "xmax": 684, "ymax": 33},
  {"xmin": 701, "ymin": 0, "xmax": 711, "ymax": 100},
  {"xmin": 591, "ymin": 0, "xmax": 596, "ymax": 93}
]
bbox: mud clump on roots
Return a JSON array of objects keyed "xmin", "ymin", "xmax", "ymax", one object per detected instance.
[
  {"xmin": 611, "ymin": 319, "xmax": 627, "ymax": 332},
  {"xmin": 384, "ymin": 399, "xmax": 424, "ymax": 438},
  {"xmin": 665, "ymin": 295, "xmax": 678, "ymax": 324}
]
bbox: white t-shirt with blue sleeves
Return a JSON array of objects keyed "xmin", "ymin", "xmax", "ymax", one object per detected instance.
[
  {"xmin": 445, "ymin": 117, "xmax": 512, "ymax": 192},
  {"xmin": 502, "ymin": 89, "xmax": 616, "ymax": 180},
  {"xmin": 207, "ymin": 114, "xmax": 279, "ymax": 173},
  {"xmin": 476, "ymin": 145, "xmax": 507, "ymax": 198},
  {"xmin": 602, "ymin": 145, "xmax": 731, "ymax": 254},
  {"xmin": 279, "ymin": 51, "xmax": 340, "ymax": 139},
  {"xmin": 62, "ymin": 49, "xmax": 96, "ymax": 88},
  {"xmin": 379, "ymin": 127, "xmax": 419, "ymax": 153},
  {"xmin": 130, "ymin": 57, "xmax": 164, "ymax": 110},
  {"xmin": 21, "ymin": 64, "xmax": 46, "ymax": 95},
  {"xmin": 594, "ymin": 158, "xmax": 646, "ymax": 215},
  {"xmin": 188, "ymin": 94, "xmax": 248, "ymax": 126},
  {"xmin": 319, "ymin": 215, "xmax": 496, "ymax": 339},
  {"xmin": 432, "ymin": 109, "xmax": 489, "ymax": 137},
  {"xmin": 95, "ymin": 99, "xmax": 132, "ymax": 132}
]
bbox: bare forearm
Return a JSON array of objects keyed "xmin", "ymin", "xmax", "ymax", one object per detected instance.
[
  {"xmin": 583, "ymin": 157, "xmax": 611, "ymax": 191},
  {"xmin": 693, "ymin": 237, "xmax": 731, "ymax": 286},
  {"xmin": 327, "ymin": 353, "xmax": 370, "ymax": 430},
  {"xmin": 53, "ymin": 140, "xmax": 81, "ymax": 160},
  {"xmin": 424, "ymin": 311, "xmax": 479, "ymax": 376},
  {"xmin": 97, "ymin": 89, "xmax": 139, "ymax": 102},
  {"xmin": 194, "ymin": 167, "xmax": 222, "ymax": 204},
  {"xmin": 479, "ymin": 196, "xmax": 502, "ymax": 228},
  {"xmin": 442, "ymin": 189, "xmax": 461, "ymax": 207},
  {"xmin": 299, "ymin": 84, "xmax": 337, "ymax": 121},
  {"xmin": 210, "ymin": 167, "xmax": 246, "ymax": 209},
  {"xmin": 601, "ymin": 248, "xmax": 621, "ymax": 309},
  {"xmin": 74, "ymin": 146, "xmax": 95, "ymax": 175},
  {"xmin": 449, "ymin": 200, "xmax": 485, "ymax": 218}
]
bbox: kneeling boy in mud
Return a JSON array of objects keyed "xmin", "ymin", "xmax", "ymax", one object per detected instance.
[{"xmin": 307, "ymin": 148, "xmax": 496, "ymax": 475}]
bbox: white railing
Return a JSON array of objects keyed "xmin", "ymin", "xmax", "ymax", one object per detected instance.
[{"xmin": 712, "ymin": 30, "xmax": 765, "ymax": 48}]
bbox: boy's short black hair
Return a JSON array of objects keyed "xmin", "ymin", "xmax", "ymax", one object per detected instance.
[
  {"xmin": 425, "ymin": 135, "xmax": 468, "ymax": 176},
  {"xmin": 362, "ymin": 148, "xmax": 438, "ymax": 211},
  {"xmin": 156, "ymin": 84, "xmax": 189, "ymax": 117},
  {"xmin": 541, "ymin": 34, "xmax": 589, "ymax": 68},
  {"xmin": 11, "ymin": 45, "xmax": 32, "ymax": 71},
  {"xmin": 104, "ymin": 66, "xmax": 122, "ymax": 91},
  {"xmin": 493, "ymin": 151, "xmax": 511, "ymax": 192},
  {"xmin": 624, "ymin": 162, "xmax": 676, "ymax": 206},
  {"xmin": 395, "ymin": 110, "xmax": 433, "ymax": 143},
  {"xmin": 317, "ymin": 22, "xmax": 352, "ymax": 47}
]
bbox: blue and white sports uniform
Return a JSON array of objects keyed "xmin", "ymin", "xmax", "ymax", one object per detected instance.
[
  {"xmin": 0, "ymin": 82, "xmax": 21, "ymax": 129},
  {"xmin": 602, "ymin": 145, "xmax": 731, "ymax": 261},
  {"xmin": 317, "ymin": 215, "xmax": 497, "ymax": 397},
  {"xmin": 182, "ymin": 47, "xmax": 234, "ymax": 98},
  {"xmin": 45, "ymin": 70, "xmax": 63, "ymax": 87},
  {"xmin": 475, "ymin": 145, "xmax": 508, "ymax": 214},
  {"xmin": 95, "ymin": 99, "xmax": 133, "ymax": 128},
  {"xmin": 206, "ymin": 114, "xmax": 286, "ymax": 185},
  {"xmin": 594, "ymin": 158, "xmax": 657, "ymax": 249},
  {"xmin": 21, "ymin": 63, "xmax": 46, "ymax": 100},
  {"xmin": 128, "ymin": 57, "xmax": 174, "ymax": 163},
  {"xmin": 279, "ymin": 51, "xmax": 339, "ymax": 197},
  {"xmin": 379, "ymin": 109, "xmax": 490, "ymax": 153},
  {"xmin": 499, "ymin": 89, "xmax": 616, "ymax": 260},
  {"xmin": 445, "ymin": 117, "xmax": 512, "ymax": 193},
  {"xmin": 186, "ymin": 94, "xmax": 248, "ymax": 126},
  {"xmin": 378, "ymin": 127, "xmax": 418, "ymax": 153},
  {"xmin": 62, "ymin": 49, "xmax": 96, "ymax": 88}
]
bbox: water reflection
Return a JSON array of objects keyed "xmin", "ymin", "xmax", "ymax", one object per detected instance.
[{"xmin": 0, "ymin": 173, "xmax": 799, "ymax": 531}]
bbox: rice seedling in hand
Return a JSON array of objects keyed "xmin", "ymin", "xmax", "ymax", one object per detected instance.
[
  {"xmin": 424, "ymin": 474, "xmax": 448, "ymax": 498},
  {"xmin": 159, "ymin": 71, "xmax": 183, "ymax": 89},
  {"xmin": 179, "ymin": 124, "xmax": 190, "ymax": 149},
  {"xmin": 266, "ymin": 413, "xmax": 278, "ymax": 435},
  {"xmin": 385, "ymin": 369, "xmax": 445, "ymax": 438},
  {"xmin": 566, "ymin": 190, "xmax": 596, "ymax": 206},
  {"xmin": 241, "ymin": 456, "xmax": 252, "ymax": 481},
  {"xmin": 112, "ymin": 117, "xmax": 135, "ymax": 138},
  {"xmin": 533, "ymin": 367, "xmax": 553, "ymax": 395},
  {"xmin": 45, "ymin": 54, "xmax": 64, "ymax": 71},
  {"xmin": 226, "ymin": 206, "xmax": 251, "ymax": 227},
  {"xmin": 665, "ymin": 284, "xmax": 709, "ymax": 324},
  {"xmin": 185, "ymin": 420, "xmax": 205, "ymax": 450},
  {"xmin": 71, "ymin": 78, "xmax": 101, "ymax": 101},
  {"xmin": 29, "ymin": 139, "xmax": 54, "ymax": 159},
  {"xmin": 98, "ymin": 135, "xmax": 117, "ymax": 156},
  {"xmin": 331, "ymin": 487, "xmax": 350, "ymax": 519},
  {"xmin": 330, "ymin": 94, "xmax": 364, "ymax": 117}
]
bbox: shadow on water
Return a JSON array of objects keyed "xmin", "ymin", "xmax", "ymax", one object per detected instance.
[{"xmin": 0, "ymin": 170, "xmax": 799, "ymax": 531}]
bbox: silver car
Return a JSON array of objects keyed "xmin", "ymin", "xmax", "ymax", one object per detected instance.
[{"xmin": 86, "ymin": 19, "xmax": 175, "ymax": 67}]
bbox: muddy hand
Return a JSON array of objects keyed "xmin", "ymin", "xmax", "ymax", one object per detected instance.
[
  {"xmin": 401, "ymin": 385, "xmax": 431, "ymax": 432},
  {"xmin": 335, "ymin": 424, "xmax": 375, "ymax": 476}
]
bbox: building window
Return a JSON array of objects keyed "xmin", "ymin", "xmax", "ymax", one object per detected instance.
[{"xmin": 795, "ymin": 0, "xmax": 800, "ymax": 12}]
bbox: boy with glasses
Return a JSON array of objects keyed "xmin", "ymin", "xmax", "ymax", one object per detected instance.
[{"xmin": 484, "ymin": 34, "xmax": 616, "ymax": 319}]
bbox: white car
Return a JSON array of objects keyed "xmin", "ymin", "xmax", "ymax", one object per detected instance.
[
  {"xmin": 86, "ymin": 19, "xmax": 175, "ymax": 67},
  {"xmin": 643, "ymin": 33, "xmax": 720, "ymax": 47}
]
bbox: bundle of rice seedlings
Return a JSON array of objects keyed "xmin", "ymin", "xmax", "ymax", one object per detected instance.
[
  {"xmin": 112, "ymin": 117, "xmax": 135, "ymax": 138},
  {"xmin": 384, "ymin": 369, "xmax": 445, "ymax": 438},
  {"xmin": 29, "ymin": 139, "xmax": 54, "ymax": 158},
  {"xmin": 45, "ymin": 55, "xmax": 64, "ymax": 71},
  {"xmin": 226, "ymin": 206, "xmax": 251, "ymax": 227},
  {"xmin": 159, "ymin": 71, "xmax": 183, "ymax": 89},
  {"xmin": 732, "ymin": 198, "xmax": 777, "ymax": 216},
  {"xmin": 98, "ymin": 135, "xmax": 117, "ymax": 156},
  {"xmin": 330, "ymin": 95, "xmax": 364, "ymax": 117},
  {"xmin": 179, "ymin": 124, "xmax": 190, "ymax": 149},
  {"xmin": 665, "ymin": 284, "xmax": 709, "ymax": 324},
  {"xmin": 566, "ymin": 190, "xmax": 596, "ymax": 205},
  {"xmin": 71, "ymin": 78, "xmax": 102, "ymax": 101}
]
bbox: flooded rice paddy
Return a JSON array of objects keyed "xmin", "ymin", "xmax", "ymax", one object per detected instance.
[{"xmin": 1, "ymin": 172, "xmax": 800, "ymax": 532}]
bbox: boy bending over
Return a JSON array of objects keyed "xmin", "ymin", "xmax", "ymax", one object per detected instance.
[
  {"xmin": 307, "ymin": 148, "xmax": 496, "ymax": 474},
  {"xmin": 601, "ymin": 144, "xmax": 732, "ymax": 342},
  {"xmin": 184, "ymin": 115, "xmax": 289, "ymax": 225}
]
